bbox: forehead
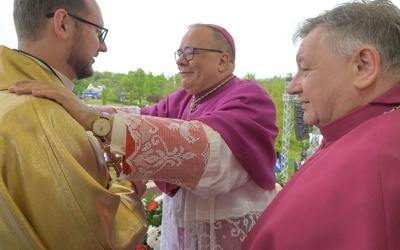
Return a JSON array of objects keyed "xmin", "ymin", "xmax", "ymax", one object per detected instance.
[
  {"xmin": 180, "ymin": 27, "xmax": 213, "ymax": 48},
  {"xmin": 296, "ymin": 28, "xmax": 326, "ymax": 63},
  {"xmin": 85, "ymin": 0, "xmax": 104, "ymax": 25}
]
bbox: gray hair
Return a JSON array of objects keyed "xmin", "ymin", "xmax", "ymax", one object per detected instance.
[
  {"xmin": 188, "ymin": 23, "xmax": 235, "ymax": 64},
  {"xmin": 293, "ymin": 0, "xmax": 400, "ymax": 75},
  {"xmin": 14, "ymin": 0, "xmax": 89, "ymax": 42}
]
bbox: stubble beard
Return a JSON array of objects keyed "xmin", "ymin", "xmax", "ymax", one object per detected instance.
[{"xmin": 68, "ymin": 34, "xmax": 94, "ymax": 80}]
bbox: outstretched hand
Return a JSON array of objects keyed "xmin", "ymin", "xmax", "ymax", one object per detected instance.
[{"xmin": 9, "ymin": 80, "xmax": 99, "ymax": 131}]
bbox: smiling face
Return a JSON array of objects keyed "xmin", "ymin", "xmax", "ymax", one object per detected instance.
[
  {"xmin": 287, "ymin": 28, "xmax": 357, "ymax": 127},
  {"xmin": 176, "ymin": 26, "xmax": 226, "ymax": 95}
]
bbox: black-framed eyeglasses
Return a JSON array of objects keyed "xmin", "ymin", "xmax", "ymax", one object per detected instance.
[
  {"xmin": 46, "ymin": 13, "xmax": 108, "ymax": 43},
  {"xmin": 175, "ymin": 47, "xmax": 223, "ymax": 62}
]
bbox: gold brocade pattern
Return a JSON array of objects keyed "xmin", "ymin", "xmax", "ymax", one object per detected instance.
[{"xmin": 0, "ymin": 46, "xmax": 147, "ymax": 249}]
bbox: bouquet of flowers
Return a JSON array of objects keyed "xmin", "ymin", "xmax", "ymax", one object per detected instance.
[{"xmin": 136, "ymin": 192, "xmax": 163, "ymax": 250}]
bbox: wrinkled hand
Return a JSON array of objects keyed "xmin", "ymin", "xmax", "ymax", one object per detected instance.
[{"xmin": 9, "ymin": 80, "xmax": 99, "ymax": 130}]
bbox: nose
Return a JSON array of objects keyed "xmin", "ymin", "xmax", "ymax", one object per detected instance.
[
  {"xmin": 176, "ymin": 54, "xmax": 188, "ymax": 67},
  {"xmin": 287, "ymin": 74, "xmax": 302, "ymax": 95},
  {"xmin": 99, "ymin": 41, "xmax": 108, "ymax": 52}
]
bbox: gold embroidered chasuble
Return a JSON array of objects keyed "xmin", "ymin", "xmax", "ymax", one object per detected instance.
[{"xmin": 0, "ymin": 46, "xmax": 147, "ymax": 249}]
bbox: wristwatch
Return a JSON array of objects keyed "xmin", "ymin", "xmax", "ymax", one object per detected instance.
[{"xmin": 91, "ymin": 112, "xmax": 112, "ymax": 141}]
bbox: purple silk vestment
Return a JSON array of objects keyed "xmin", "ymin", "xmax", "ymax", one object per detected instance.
[
  {"xmin": 243, "ymin": 84, "xmax": 400, "ymax": 250},
  {"xmin": 141, "ymin": 75, "xmax": 278, "ymax": 192}
]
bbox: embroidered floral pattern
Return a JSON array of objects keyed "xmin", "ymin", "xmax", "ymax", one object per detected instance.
[
  {"xmin": 120, "ymin": 114, "xmax": 209, "ymax": 190},
  {"xmin": 199, "ymin": 212, "xmax": 262, "ymax": 248},
  {"xmin": 161, "ymin": 195, "xmax": 264, "ymax": 249}
]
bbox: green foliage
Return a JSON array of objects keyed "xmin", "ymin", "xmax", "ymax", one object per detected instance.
[
  {"xmin": 129, "ymin": 90, "xmax": 134, "ymax": 106},
  {"xmin": 260, "ymin": 75, "xmax": 304, "ymax": 153},
  {"xmin": 262, "ymin": 77, "xmax": 286, "ymax": 150},
  {"xmin": 101, "ymin": 88, "xmax": 107, "ymax": 105},
  {"xmin": 287, "ymin": 149, "xmax": 300, "ymax": 179},
  {"xmin": 275, "ymin": 172, "xmax": 286, "ymax": 187},
  {"xmin": 142, "ymin": 193, "xmax": 163, "ymax": 227},
  {"xmin": 121, "ymin": 69, "xmax": 147, "ymax": 105},
  {"xmin": 105, "ymin": 88, "xmax": 116, "ymax": 103},
  {"xmin": 71, "ymin": 78, "xmax": 91, "ymax": 95},
  {"xmin": 145, "ymin": 73, "xmax": 167, "ymax": 97},
  {"xmin": 243, "ymin": 73, "xmax": 256, "ymax": 80}
]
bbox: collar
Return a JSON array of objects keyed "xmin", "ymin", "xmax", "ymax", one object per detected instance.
[
  {"xmin": 193, "ymin": 73, "xmax": 235, "ymax": 100},
  {"xmin": 17, "ymin": 51, "xmax": 74, "ymax": 91},
  {"xmin": 320, "ymin": 83, "xmax": 400, "ymax": 143}
]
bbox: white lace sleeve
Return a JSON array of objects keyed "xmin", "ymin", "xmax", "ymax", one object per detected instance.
[{"xmin": 117, "ymin": 114, "xmax": 210, "ymax": 190}]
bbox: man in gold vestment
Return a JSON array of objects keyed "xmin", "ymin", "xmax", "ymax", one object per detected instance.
[{"xmin": 0, "ymin": 0, "xmax": 147, "ymax": 249}]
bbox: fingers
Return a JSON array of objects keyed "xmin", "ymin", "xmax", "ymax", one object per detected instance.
[
  {"xmin": 9, "ymin": 80, "xmax": 58, "ymax": 95},
  {"xmin": 10, "ymin": 80, "xmax": 73, "ymax": 103},
  {"xmin": 9, "ymin": 79, "xmax": 99, "ymax": 132},
  {"xmin": 8, "ymin": 87, "xmax": 17, "ymax": 93},
  {"xmin": 15, "ymin": 79, "xmax": 46, "ymax": 85}
]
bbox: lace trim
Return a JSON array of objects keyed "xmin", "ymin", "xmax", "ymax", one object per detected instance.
[{"xmin": 120, "ymin": 114, "xmax": 210, "ymax": 190}]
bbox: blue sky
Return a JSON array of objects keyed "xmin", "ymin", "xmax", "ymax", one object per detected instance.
[{"xmin": 2, "ymin": 0, "xmax": 399, "ymax": 79}]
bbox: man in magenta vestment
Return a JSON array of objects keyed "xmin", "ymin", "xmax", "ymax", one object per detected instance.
[{"xmin": 243, "ymin": 1, "xmax": 400, "ymax": 249}]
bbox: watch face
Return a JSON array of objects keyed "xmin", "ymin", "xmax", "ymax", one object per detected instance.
[{"xmin": 93, "ymin": 118, "xmax": 112, "ymax": 137}]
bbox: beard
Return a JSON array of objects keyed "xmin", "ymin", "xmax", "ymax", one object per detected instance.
[{"xmin": 67, "ymin": 33, "xmax": 94, "ymax": 80}]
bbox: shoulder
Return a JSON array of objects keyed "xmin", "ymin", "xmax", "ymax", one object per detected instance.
[
  {"xmin": 222, "ymin": 78, "xmax": 275, "ymax": 108},
  {"xmin": 375, "ymin": 111, "xmax": 400, "ymax": 144},
  {"xmin": 0, "ymin": 45, "xmax": 13, "ymax": 54},
  {"xmin": 340, "ymin": 111, "xmax": 400, "ymax": 166}
]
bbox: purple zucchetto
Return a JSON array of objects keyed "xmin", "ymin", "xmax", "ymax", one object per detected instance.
[{"xmin": 207, "ymin": 24, "xmax": 236, "ymax": 55}]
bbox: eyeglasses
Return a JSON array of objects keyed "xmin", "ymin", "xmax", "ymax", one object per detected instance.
[
  {"xmin": 175, "ymin": 47, "xmax": 223, "ymax": 62},
  {"xmin": 46, "ymin": 13, "xmax": 108, "ymax": 43}
]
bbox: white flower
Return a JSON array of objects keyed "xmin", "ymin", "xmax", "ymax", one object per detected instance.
[
  {"xmin": 146, "ymin": 225, "xmax": 161, "ymax": 249},
  {"xmin": 147, "ymin": 225, "xmax": 158, "ymax": 237},
  {"xmin": 154, "ymin": 194, "xmax": 163, "ymax": 203},
  {"xmin": 152, "ymin": 237, "xmax": 161, "ymax": 250},
  {"xmin": 142, "ymin": 193, "xmax": 163, "ymax": 249},
  {"xmin": 147, "ymin": 237, "xmax": 156, "ymax": 246}
]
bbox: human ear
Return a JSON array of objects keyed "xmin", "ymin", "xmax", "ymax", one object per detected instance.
[
  {"xmin": 218, "ymin": 53, "xmax": 230, "ymax": 71},
  {"xmin": 52, "ymin": 10, "xmax": 70, "ymax": 41},
  {"xmin": 353, "ymin": 46, "xmax": 380, "ymax": 89}
]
